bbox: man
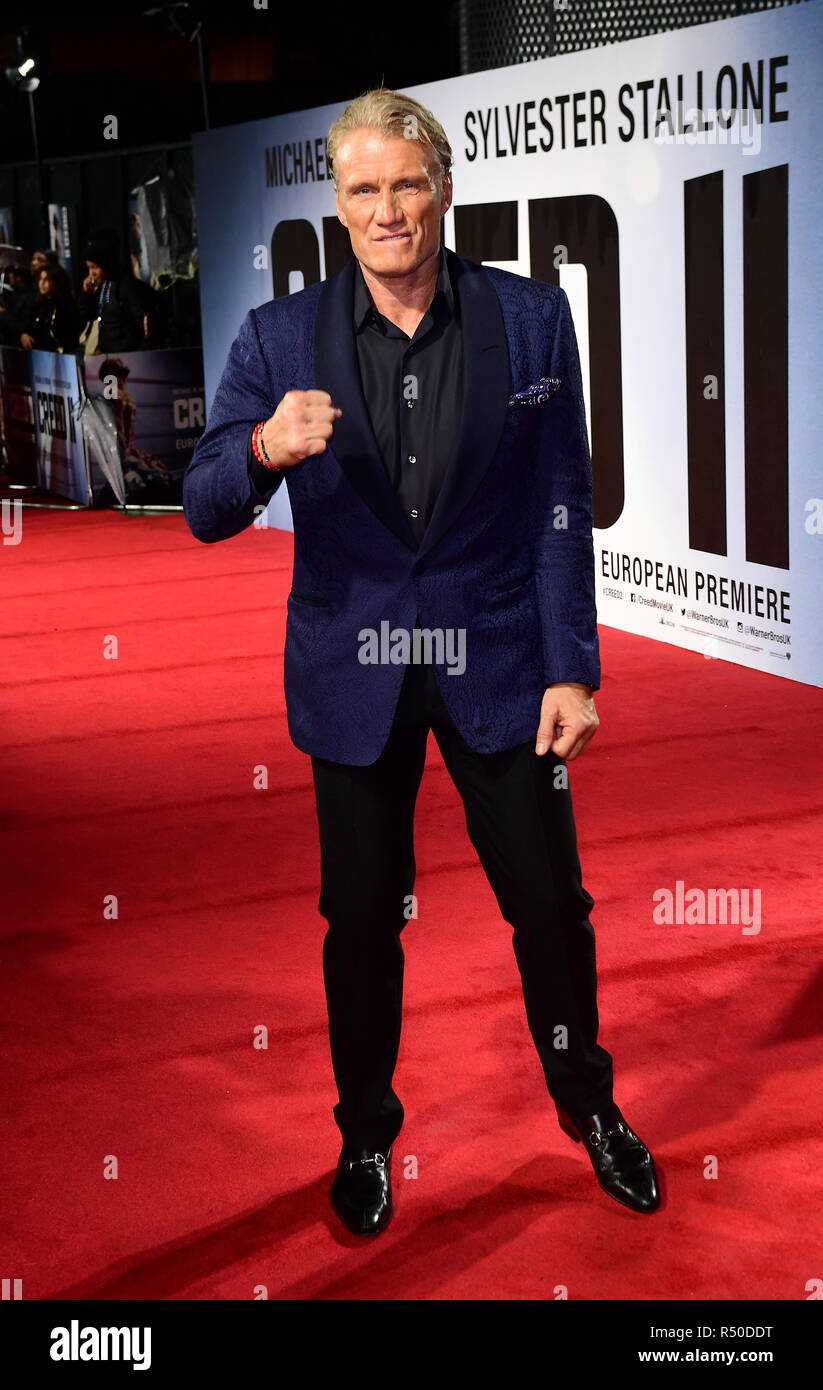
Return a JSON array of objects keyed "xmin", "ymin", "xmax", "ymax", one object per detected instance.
[{"xmin": 183, "ymin": 88, "xmax": 660, "ymax": 1236}]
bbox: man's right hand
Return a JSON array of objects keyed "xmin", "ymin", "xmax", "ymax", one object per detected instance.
[{"xmin": 260, "ymin": 389, "xmax": 342, "ymax": 470}]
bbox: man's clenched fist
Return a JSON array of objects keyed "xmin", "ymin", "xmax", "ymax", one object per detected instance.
[{"xmin": 259, "ymin": 389, "xmax": 342, "ymax": 470}]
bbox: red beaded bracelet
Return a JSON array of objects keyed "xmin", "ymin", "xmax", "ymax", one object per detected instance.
[{"xmin": 251, "ymin": 420, "xmax": 282, "ymax": 470}]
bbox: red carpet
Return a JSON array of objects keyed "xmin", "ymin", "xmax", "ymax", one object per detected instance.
[{"xmin": 2, "ymin": 508, "xmax": 821, "ymax": 1300}]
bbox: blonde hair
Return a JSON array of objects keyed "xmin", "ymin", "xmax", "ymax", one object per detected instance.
[{"xmin": 327, "ymin": 88, "xmax": 453, "ymax": 193}]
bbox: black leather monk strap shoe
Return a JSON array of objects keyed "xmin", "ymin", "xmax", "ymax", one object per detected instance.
[
  {"xmin": 330, "ymin": 1144, "xmax": 393, "ymax": 1235},
  {"xmin": 556, "ymin": 1104, "xmax": 660, "ymax": 1214}
]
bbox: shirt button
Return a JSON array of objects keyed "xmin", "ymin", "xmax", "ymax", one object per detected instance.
[
  {"xmin": 410, "ymin": 508, "xmax": 419, "ymax": 518},
  {"xmin": 408, "ymin": 454, "xmax": 416, "ymax": 464}
]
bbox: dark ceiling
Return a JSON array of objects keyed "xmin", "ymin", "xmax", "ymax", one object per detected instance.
[{"xmin": 0, "ymin": 0, "xmax": 462, "ymax": 164}]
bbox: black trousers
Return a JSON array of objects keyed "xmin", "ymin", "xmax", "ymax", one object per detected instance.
[{"xmin": 310, "ymin": 634, "xmax": 615, "ymax": 1153}]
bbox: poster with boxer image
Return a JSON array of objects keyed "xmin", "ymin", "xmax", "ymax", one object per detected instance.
[{"xmin": 82, "ymin": 348, "xmax": 205, "ymax": 505}]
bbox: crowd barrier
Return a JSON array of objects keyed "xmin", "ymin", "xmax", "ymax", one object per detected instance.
[{"xmin": 0, "ymin": 345, "xmax": 205, "ymax": 507}]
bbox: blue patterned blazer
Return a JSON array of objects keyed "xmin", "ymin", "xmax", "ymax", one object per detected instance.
[{"xmin": 183, "ymin": 247, "xmax": 600, "ymax": 764}]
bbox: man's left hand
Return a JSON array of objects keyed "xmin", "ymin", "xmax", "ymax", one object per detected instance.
[{"xmin": 535, "ymin": 683, "xmax": 599, "ymax": 760}]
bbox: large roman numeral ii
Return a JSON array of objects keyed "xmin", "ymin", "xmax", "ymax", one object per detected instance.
[{"xmin": 685, "ymin": 164, "xmax": 788, "ymax": 569}]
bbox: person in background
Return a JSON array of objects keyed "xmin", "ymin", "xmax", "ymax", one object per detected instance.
[
  {"xmin": 79, "ymin": 239, "xmax": 152, "ymax": 354},
  {"xmin": 29, "ymin": 247, "xmax": 58, "ymax": 280},
  {"xmin": 22, "ymin": 263, "xmax": 81, "ymax": 354},
  {"xmin": 0, "ymin": 264, "xmax": 37, "ymax": 347}
]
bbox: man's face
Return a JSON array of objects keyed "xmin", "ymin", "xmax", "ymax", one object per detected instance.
[
  {"xmin": 334, "ymin": 128, "xmax": 452, "ymax": 279},
  {"xmin": 30, "ymin": 251, "xmax": 47, "ymax": 276}
]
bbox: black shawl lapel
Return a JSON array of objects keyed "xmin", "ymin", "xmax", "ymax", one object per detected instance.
[{"xmin": 312, "ymin": 246, "xmax": 511, "ymax": 558}]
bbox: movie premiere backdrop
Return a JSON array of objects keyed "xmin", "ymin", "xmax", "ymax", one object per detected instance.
[{"xmin": 192, "ymin": 2, "xmax": 823, "ymax": 689}]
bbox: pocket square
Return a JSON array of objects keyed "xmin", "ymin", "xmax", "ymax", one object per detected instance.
[{"xmin": 508, "ymin": 376, "xmax": 562, "ymax": 407}]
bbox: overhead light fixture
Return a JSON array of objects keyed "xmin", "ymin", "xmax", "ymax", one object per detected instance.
[{"xmin": 4, "ymin": 33, "xmax": 40, "ymax": 93}]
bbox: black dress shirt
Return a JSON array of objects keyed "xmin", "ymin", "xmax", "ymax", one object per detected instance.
[
  {"xmin": 353, "ymin": 247, "xmax": 462, "ymax": 545},
  {"xmin": 247, "ymin": 249, "xmax": 463, "ymax": 545}
]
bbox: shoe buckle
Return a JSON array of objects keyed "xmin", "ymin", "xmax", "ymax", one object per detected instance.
[
  {"xmin": 589, "ymin": 1122, "xmax": 627, "ymax": 1146},
  {"xmin": 346, "ymin": 1150, "xmax": 386, "ymax": 1170}
]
